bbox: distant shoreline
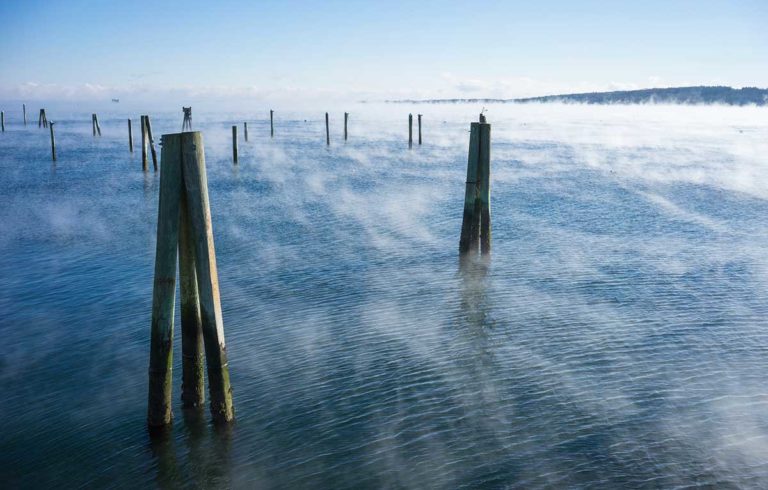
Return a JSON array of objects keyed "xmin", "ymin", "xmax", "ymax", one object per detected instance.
[{"xmin": 383, "ymin": 86, "xmax": 768, "ymax": 106}]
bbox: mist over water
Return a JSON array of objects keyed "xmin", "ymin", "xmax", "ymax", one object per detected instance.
[{"xmin": 1, "ymin": 103, "xmax": 767, "ymax": 488}]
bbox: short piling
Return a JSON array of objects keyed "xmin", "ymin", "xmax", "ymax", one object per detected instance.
[
  {"xmin": 408, "ymin": 113, "xmax": 413, "ymax": 149},
  {"xmin": 344, "ymin": 112, "xmax": 348, "ymax": 141},
  {"xmin": 232, "ymin": 125, "xmax": 238, "ymax": 163},
  {"xmin": 244, "ymin": 122, "xmax": 248, "ymax": 142},
  {"xmin": 179, "ymin": 184, "xmax": 205, "ymax": 408},
  {"xmin": 39, "ymin": 109, "xmax": 48, "ymax": 128},
  {"xmin": 418, "ymin": 114, "xmax": 422, "ymax": 145},
  {"xmin": 146, "ymin": 115, "xmax": 158, "ymax": 171},
  {"xmin": 141, "ymin": 116, "xmax": 148, "ymax": 171},
  {"xmin": 270, "ymin": 110, "xmax": 274, "ymax": 138},
  {"xmin": 128, "ymin": 119, "xmax": 134, "ymax": 152},
  {"xmin": 92, "ymin": 113, "xmax": 101, "ymax": 136},
  {"xmin": 182, "ymin": 107, "xmax": 192, "ymax": 131},
  {"xmin": 325, "ymin": 112, "xmax": 330, "ymax": 146},
  {"xmin": 459, "ymin": 115, "xmax": 491, "ymax": 254},
  {"xmin": 49, "ymin": 122, "xmax": 56, "ymax": 161}
]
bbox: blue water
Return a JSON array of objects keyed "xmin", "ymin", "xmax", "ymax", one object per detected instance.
[{"xmin": 1, "ymin": 104, "xmax": 768, "ymax": 488}]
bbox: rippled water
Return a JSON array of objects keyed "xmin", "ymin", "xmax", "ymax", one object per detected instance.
[{"xmin": 1, "ymin": 103, "xmax": 768, "ymax": 488}]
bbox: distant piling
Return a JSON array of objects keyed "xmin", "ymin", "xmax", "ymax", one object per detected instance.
[
  {"xmin": 182, "ymin": 107, "xmax": 192, "ymax": 131},
  {"xmin": 325, "ymin": 112, "xmax": 330, "ymax": 146},
  {"xmin": 23, "ymin": 104, "xmax": 26, "ymax": 126},
  {"xmin": 459, "ymin": 114, "xmax": 491, "ymax": 255},
  {"xmin": 128, "ymin": 119, "xmax": 134, "ymax": 153},
  {"xmin": 146, "ymin": 115, "xmax": 158, "ymax": 171},
  {"xmin": 92, "ymin": 114, "xmax": 101, "ymax": 136},
  {"xmin": 270, "ymin": 110, "xmax": 274, "ymax": 138},
  {"xmin": 344, "ymin": 112, "xmax": 348, "ymax": 141},
  {"xmin": 49, "ymin": 122, "xmax": 56, "ymax": 161},
  {"xmin": 38, "ymin": 109, "xmax": 48, "ymax": 128},
  {"xmin": 148, "ymin": 131, "xmax": 234, "ymax": 429},
  {"xmin": 232, "ymin": 125, "xmax": 238, "ymax": 163},
  {"xmin": 418, "ymin": 114, "xmax": 422, "ymax": 145},
  {"xmin": 1, "ymin": 111, "xmax": 4, "ymax": 132},
  {"xmin": 408, "ymin": 113, "xmax": 413, "ymax": 149},
  {"xmin": 141, "ymin": 116, "xmax": 148, "ymax": 171},
  {"xmin": 244, "ymin": 122, "xmax": 248, "ymax": 142}
]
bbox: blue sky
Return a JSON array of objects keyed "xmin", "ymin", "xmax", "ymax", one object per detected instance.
[{"xmin": 0, "ymin": 0, "xmax": 765, "ymax": 104}]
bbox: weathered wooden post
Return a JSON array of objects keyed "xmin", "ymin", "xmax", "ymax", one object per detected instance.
[
  {"xmin": 23, "ymin": 104, "xmax": 26, "ymax": 126},
  {"xmin": 49, "ymin": 122, "xmax": 56, "ymax": 161},
  {"xmin": 182, "ymin": 107, "xmax": 192, "ymax": 131},
  {"xmin": 243, "ymin": 122, "xmax": 248, "ymax": 142},
  {"xmin": 459, "ymin": 114, "xmax": 491, "ymax": 254},
  {"xmin": 344, "ymin": 112, "xmax": 348, "ymax": 141},
  {"xmin": 92, "ymin": 114, "xmax": 101, "ymax": 136},
  {"xmin": 1, "ymin": 111, "xmax": 4, "ymax": 132},
  {"xmin": 148, "ymin": 131, "xmax": 235, "ymax": 430},
  {"xmin": 141, "ymin": 116, "xmax": 149, "ymax": 171},
  {"xmin": 270, "ymin": 110, "xmax": 274, "ymax": 138},
  {"xmin": 325, "ymin": 112, "xmax": 330, "ymax": 146},
  {"xmin": 146, "ymin": 115, "xmax": 158, "ymax": 171},
  {"xmin": 418, "ymin": 114, "xmax": 422, "ymax": 145},
  {"xmin": 39, "ymin": 109, "xmax": 48, "ymax": 128},
  {"xmin": 232, "ymin": 125, "xmax": 238, "ymax": 163},
  {"xmin": 128, "ymin": 119, "xmax": 134, "ymax": 152},
  {"xmin": 408, "ymin": 113, "xmax": 413, "ymax": 149}
]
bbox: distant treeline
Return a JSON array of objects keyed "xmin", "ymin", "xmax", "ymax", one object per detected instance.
[{"xmin": 386, "ymin": 86, "xmax": 768, "ymax": 106}]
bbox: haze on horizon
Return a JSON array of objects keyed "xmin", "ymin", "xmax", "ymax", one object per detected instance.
[{"xmin": 0, "ymin": 0, "xmax": 766, "ymax": 109}]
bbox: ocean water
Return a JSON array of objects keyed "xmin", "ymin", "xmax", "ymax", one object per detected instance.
[{"xmin": 1, "ymin": 103, "xmax": 767, "ymax": 488}]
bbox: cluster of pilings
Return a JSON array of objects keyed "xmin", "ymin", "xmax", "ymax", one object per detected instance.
[{"xmin": 1, "ymin": 104, "xmax": 493, "ymax": 433}]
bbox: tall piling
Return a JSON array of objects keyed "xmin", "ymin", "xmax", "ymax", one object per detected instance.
[
  {"xmin": 141, "ymin": 116, "xmax": 148, "ymax": 171},
  {"xmin": 270, "ymin": 110, "xmax": 274, "ymax": 138},
  {"xmin": 325, "ymin": 112, "xmax": 330, "ymax": 146},
  {"xmin": 344, "ymin": 112, "xmax": 348, "ymax": 141},
  {"xmin": 408, "ymin": 113, "xmax": 413, "ymax": 149},
  {"xmin": 1, "ymin": 111, "xmax": 4, "ymax": 132},
  {"xmin": 146, "ymin": 115, "xmax": 158, "ymax": 171},
  {"xmin": 418, "ymin": 114, "xmax": 422, "ymax": 145},
  {"xmin": 459, "ymin": 114, "xmax": 491, "ymax": 254},
  {"xmin": 23, "ymin": 104, "xmax": 26, "ymax": 126},
  {"xmin": 244, "ymin": 122, "xmax": 248, "ymax": 142},
  {"xmin": 232, "ymin": 125, "xmax": 238, "ymax": 163},
  {"xmin": 49, "ymin": 122, "xmax": 56, "ymax": 161},
  {"xmin": 128, "ymin": 119, "xmax": 134, "ymax": 152},
  {"xmin": 148, "ymin": 131, "xmax": 235, "ymax": 428}
]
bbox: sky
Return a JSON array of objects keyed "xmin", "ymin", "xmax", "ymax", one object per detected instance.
[{"xmin": 0, "ymin": 0, "xmax": 766, "ymax": 107}]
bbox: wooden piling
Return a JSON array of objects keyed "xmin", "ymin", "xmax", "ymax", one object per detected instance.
[
  {"xmin": 49, "ymin": 122, "xmax": 56, "ymax": 161},
  {"xmin": 147, "ymin": 132, "xmax": 183, "ymax": 429},
  {"xmin": 146, "ymin": 115, "xmax": 158, "ymax": 171},
  {"xmin": 182, "ymin": 107, "xmax": 192, "ymax": 132},
  {"xmin": 148, "ymin": 131, "xmax": 234, "ymax": 428},
  {"xmin": 179, "ymin": 185, "xmax": 205, "ymax": 408},
  {"xmin": 180, "ymin": 132, "xmax": 234, "ymax": 424},
  {"xmin": 270, "ymin": 110, "xmax": 274, "ymax": 138},
  {"xmin": 325, "ymin": 112, "xmax": 330, "ymax": 146},
  {"xmin": 39, "ymin": 109, "xmax": 48, "ymax": 128},
  {"xmin": 408, "ymin": 113, "xmax": 413, "ymax": 149},
  {"xmin": 92, "ymin": 113, "xmax": 101, "ymax": 136},
  {"xmin": 141, "ymin": 116, "xmax": 148, "ymax": 171},
  {"xmin": 344, "ymin": 112, "xmax": 348, "ymax": 141},
  {"xmin": 244, "ymin": 122, "xmax": 248, "ymax": 142},
  {"xmin": 128, "ymin": 119, "xmax": 134, "ymax": 153},
  {"xmin": 232, "ymin": 126, "xmax": 238, "ymax": 163},
  {"xmin": 23, "ymin": 104, "xmax": 26, "ymax": 126},
  {"xmin": 1, "ymin": 111, "xmax": 4, "ymax": 132},
  {"xmin": 459, "ymin": 116, "xmax": 491, "ymax": 254},
  {"xmin": 418, "ymin": 114, "xmax": 422, "ymax": 145}
]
